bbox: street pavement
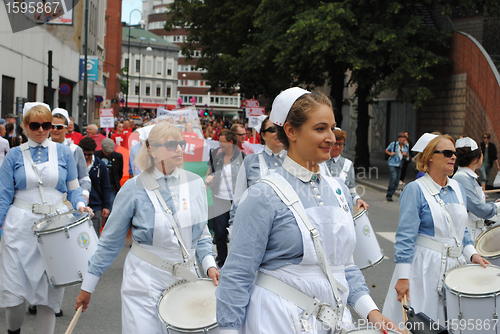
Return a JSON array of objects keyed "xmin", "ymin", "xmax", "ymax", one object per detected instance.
[{"xmin": 0, "ymin": 156, "xmax": 412, "ymax": 332}]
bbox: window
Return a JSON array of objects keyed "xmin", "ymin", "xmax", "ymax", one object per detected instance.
[
  {"xmin": 183, "ymin": 96, "xmax": 188, "ymax": 103},
  {"xmin": 215, "ymin": 97, "xmax": 219, "ymax": 103},
  {"xmin": 27, "ymin": 82, "xmax": 37, "ymax": 101},
  {"xmin": 230, "ymin": 98, "xmax": 234, "ymax": 105},
  {"xmin": 156, "ymin": 84, "xmax": 161, "ymax": 97},
  {"xmin": 145, "ymin": 83, "xmax": 151, "ymax": 96},
  {"xmin": 225, "ymin": 97, "xmax": 228, "ymax": 105},
  {"xmin": 124, "ymin": 58, "xmax": 129, "ymax": 72},
  {"xmin": 190, "ymin": 65, "xmax": 196, "ymax": 71},
  {"xmin": 210, "ymin": 97, "xmax": 214, "ymax": 103},
  {"xmin": 146, "ymin": 60, "xmax": 152, "ymax": 75},
  {"xmin": 166, "ymin": 85, "xmax": 171, "ymax": 97},
  {"xmin": 135, "ymin": 82, "xmax": 139, "ymax": 95},
  {"xmin": 200, "ymin": 81, "xmax": 204, "ymax": 86},
  {"xmin": 193, "ymin": 80, "xmax": 198, "ymax": 86},
  {"xmin": 135, "ymin": 59, "xmax": 140, "ymax": 73},
  {"xmin": 197, "ymin": 96, "xmax": 202, "ymax": 103},
  {"xmin": 167, "ymin": 62, "xmax": 172, "ymax": 76},
  {"xmin": 157, "ymin": 61, "xmax": 162, "ymax": 75}
]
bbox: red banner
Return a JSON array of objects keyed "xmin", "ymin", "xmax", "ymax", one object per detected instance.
[{"xmin": 183, "ymin": 138, "xmax": 205, "ymax": 162}]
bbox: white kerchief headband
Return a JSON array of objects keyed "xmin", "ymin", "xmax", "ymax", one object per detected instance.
[
  {"xmin": 52, "ymin": 108, "xmax": 70, "ymax": 125},
  {"xmin": 412, "ymin": 133, "xmax": 439, "ymax": 152},
  {"xmin": 137, "ymin": 124, "xmax": 155, "ymax": 145},
  {"xmin": 269, "ymin": 87, "xmax": 310, "ymax": 126},
  {"xmin": 455, "ymin": 137, "xmax": 478, "ymax": 151},
  {"xmin": 23, "ymin": 102, "xmax": 51, "ymax": 116}
]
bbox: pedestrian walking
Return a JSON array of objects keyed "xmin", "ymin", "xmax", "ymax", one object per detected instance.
[{"xmin": 385, "ymin": 132, "xmax": 409, "ymax": 201}]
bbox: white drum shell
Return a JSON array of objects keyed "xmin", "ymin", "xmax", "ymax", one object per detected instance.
[
  {"xmin": 444, "ymin": 265, "xmax": 500, "ymax": 334},
  {"xmin": 34, "ymin": 213, "xmax": 98, "ymax": 288},
  {"xmin": 475, "ymin": 226, "xmax": 500, "ymax": 267},
  {"xmin": 352, "ymin": 209, "xmax": 384, "ymax": 270},
  {"xmin": 158, "ymin": 279, "xmax": 219, "ymax": 333}
]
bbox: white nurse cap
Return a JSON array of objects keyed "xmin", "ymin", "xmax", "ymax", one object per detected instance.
[
  {"xmin": 455, "ymin": 137, "xmax": 478, "ymax": 151},
  {"xmin": 52, "ymin": 108, "xmax": 70, "ymax": 125},
  {"xmin": 23, "ymin": 102, "xmax": 51, "ymax": 116},
  {"xmin": 269, "ymin": 87, "xmax": 310, "ymax": 126},
  {"xmin": 412, "ymin": 133, "xmax": 439, "ymax": 152},
  {"xmin": 137, "ymin": 124, "xmax": 155, "ymax": 145}
]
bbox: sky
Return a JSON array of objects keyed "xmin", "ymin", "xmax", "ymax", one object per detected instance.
[{"xmin": 122, "ymin": 0, "xmax": 143, "ymax": 25}]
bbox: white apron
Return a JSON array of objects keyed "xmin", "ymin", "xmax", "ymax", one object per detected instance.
[
  {"xmin": 121, "ymin": 170, "xmax": 195, "ymax": 334},
  {"xmin": 455, "ymin": 171, "xmax": 486, "ymax": 240},
  {"xmin": 0, "ymin": 141, "xmax": 67, "ymax": 309},
  {"xmin": 242, "ymin": 174, "xmax": 356, "ymax": 334},
  {"xmin": 383, "ymin": 176, "xmax": 468, "ymax": 325}
]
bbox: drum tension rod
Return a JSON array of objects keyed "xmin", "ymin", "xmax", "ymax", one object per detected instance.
[{"xmin": 64, "ymin": 225, "xmax": 70, "ymax": 238}]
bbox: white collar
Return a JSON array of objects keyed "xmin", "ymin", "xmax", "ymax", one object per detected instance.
[
  {"xmin": 332, "ymin": 155, "xmax": 341, "ymax": 163},
  {"xmin": 423, "ymin": 173, "xmax": 451, "ymax": 195},
  {"xmin": 457, "ymin": 166, "xmax": 478, "ymax": 179},
  {"xmin": 151, "ymin": 166, "xmax": 180, "ymax": 180},
  {"xmin": 28, "ymin": 137, "xmax": 50, "ymax": 148},
  {"xmin": 282, "ymin": 156, "xmax": 321, "ymax": 182},
  {"xmin": 264, "ymin": 145, "xmax": 286, "ymax": 158}
]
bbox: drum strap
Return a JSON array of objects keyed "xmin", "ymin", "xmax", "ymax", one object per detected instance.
[
  {"xmin": 140, "ymin": 170, "xmax": 192, "ymax": 264},
  {"xmin": 20, "ymin": 143, "xmax": 48, "ymax": 207},
  {"xmin": 12, "ymin": 197, "xmax": 65, "ymax": 215},
  {"xmin": 259, "ymin": 174, "xmax": 346, "ymax": 330}
]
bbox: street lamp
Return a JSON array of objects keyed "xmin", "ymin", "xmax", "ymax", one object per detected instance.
[
  {"xmin": 137, "ymin": 39, "xmax": 152, "ymax": 115},
  {"xmin": 125, "ymin": 9, "xmax": 145, "ymax": 114}
]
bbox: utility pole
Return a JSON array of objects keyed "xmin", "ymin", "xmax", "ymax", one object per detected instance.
[
  {"xmin": 47, "ymin": 51, "xmax": 53, "ymax": 109},
  {"xmin": 82, "ymin": 0, "xmax": 89, "ymax": 128}
]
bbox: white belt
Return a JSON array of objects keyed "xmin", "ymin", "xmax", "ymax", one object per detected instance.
[
  {"xmin": 130, "ymin": 242, "xmax": 198, "ymax": 282},
  {"xmin": 12, "ymin": 198, "xmax": 65, "ymax": 215},
  {"xmin": 467, "ymin": 218, "xmax": 484, "ymax": 229},
  {"xmin": 416, "ymin": 235, "xmax": 462, "ymax": 258},
  {"xmin": 416, "ymin": 235, "xmax": 462, "ymax": 296},
  {"xmin": 255, "ymin": 271, "xmax": 342, "ymax": 331}
]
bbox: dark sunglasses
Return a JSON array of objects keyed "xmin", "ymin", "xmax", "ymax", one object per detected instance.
[
  {"xmin": 484, "ymin": 136, "xmax": 490, "ymax": 139},
  {"xmin": 29, "ymin": 122, "xmax": 52, "ymax": 131},
  {"xmin": 434, "ymin": 150, "xmax": 456, "ymax": 158},
  {"xmin": 261, "ymin": 126, "xmax": 277, "ymax": 134},
  {"xmin": 83, "ymin": 153, "xmax": 94, "ymax": 157},
  {"xmin": 52, "ymin": 124, "xmax": 67, "ymax": 130},
  {"xmin": 164, "ymin": 140, "xmax": 186, "ymax": 151}
]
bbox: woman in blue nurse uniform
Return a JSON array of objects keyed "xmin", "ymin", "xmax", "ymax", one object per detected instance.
[
  {"xmin": 229, "ymin": 116, "xmax": 286, "ymax": 225},
  {"xmin": 382, "ymin": 133, "xmax": 489, "ymax": 325},
  {"xmin": 217, "ymin": 88, "xmax": 400, "ymax": 334},
  {"xmin": 453, "ymin": 137, "xmax": 500, "ymax": 239},
  {"xmin": 75, "ymin": 121, "xmax": 218, "ymax": 334},
  {"xmin": 0, "ymin": 102, "xmax": 91, "ymax": 334}
]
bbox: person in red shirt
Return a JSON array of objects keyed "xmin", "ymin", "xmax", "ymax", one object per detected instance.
[
  {"xmin": 111, "ymin": 122, "xmax": 128, "ymax": 149},
  {"xmin": 182, "ymin": 121, "xmax": 200, "ymax": 139},
  {"xmin": 122, "ymin": 119, "xmax": 133, "ymax": 136},
  {"xmin": 245, "ymin": 127, "xmax": 260, "ymax": 144},
  {"xmin": 66, "ymin": 119, "xmax": 83, "ymax": 145}
]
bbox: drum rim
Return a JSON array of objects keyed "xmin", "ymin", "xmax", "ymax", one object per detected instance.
[
  {"xmin": 357, "ymin": 252, "xmax": 384, "ymax": 270},
  {"xmin": 444, "ymin": 264, "xmax": 500, "ymax": 297},
  {"xmin": 352, "ymin": 207, "xmax": 367, "ymax": 221},
  {"xmin": 475, "ymin": 225, "xmax": 500, "ymax": 258},
  {"xmin": 346, "ymin": 325, "xmax": 400, "ymax": 333},
  {"xmin": 32, "ymin": 210, "xmax": 90, "ymax": 235},
  {"xmin": 157, "ymin": 278, "xmax": 218, "ymax": 331}
]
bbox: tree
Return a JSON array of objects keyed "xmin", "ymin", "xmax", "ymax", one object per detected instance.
[{"xmin": 167, "ymin": 0, "xmax": 500, "ymax": 168}]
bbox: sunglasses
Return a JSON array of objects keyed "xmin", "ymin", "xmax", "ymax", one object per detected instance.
[
  {"xmin": 484, "ymin": 136, "xmax": 490, "ymax": 139},
  {"xmin": 261, "ymin": 126, "xmax": 277, "ymax": 134},
  {"xmin": 434, "ymin": 150, "xmax": 456, "ymax": 158},
  {"xmin": 163, "ymin": 140, "xmax": 186, "ymax": 151},
  {"xmin": 29, "ymin": 122, "xmax": 52, "ymax": 131},
  {"xmin": 52, "ymin": 124, "xmax": 67, "ymax": 130},
  {"xmin": 83, "ymin": 153, "xmax": 94, "ymax": 157}
]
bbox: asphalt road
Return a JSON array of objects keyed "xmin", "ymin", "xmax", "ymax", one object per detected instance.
[{"xmin": 0, "ymin": 184, "xmax": 402, "ymax": 333}]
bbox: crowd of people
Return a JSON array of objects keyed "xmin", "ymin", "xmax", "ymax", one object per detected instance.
[{"xmin": 0, "ymin": 91, "xmax": 498, "ymax": 334}]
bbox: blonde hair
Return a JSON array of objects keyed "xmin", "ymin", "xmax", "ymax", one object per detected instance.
[
  {"xmin": 22, "ymin": 105, "xmax": 52, "ymax": 130},
  {"xmin": 135, "ymin": 121, "xmax": 182, "ymax": 171},
  {"xmin": 415, "ymin": 133, "xmax": 455, "ymax": 172}
]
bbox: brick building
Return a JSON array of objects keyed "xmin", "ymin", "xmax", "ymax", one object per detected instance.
[
  {"xmin": 104, "ymin": 0, "xmax": 123, "ymax": 117},
  {"xmin": 142, "ymin": 0, "xmax": 242, "ymax": 117}
]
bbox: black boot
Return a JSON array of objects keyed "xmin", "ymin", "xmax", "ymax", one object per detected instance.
[
  {"xmin": 28, "ymin": 305, "xmax": 36, "ymax": 315},
  {"xmin": 8, "ymin": 329, "xmax": 21, "ymax": 334},
  {"xmin": 55, "ymin": 309, "xmax": 63, "ymax": 317}
]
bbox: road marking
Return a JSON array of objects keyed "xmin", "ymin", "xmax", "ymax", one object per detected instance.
[{"xmin": 376, "ymin": 232, "xmax": 396, "ymax": 244}]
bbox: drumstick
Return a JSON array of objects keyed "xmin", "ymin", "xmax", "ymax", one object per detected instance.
[
  {"xmin": 401, "ymin": 295, "xmax": 410, "ymax": 334},
  {"xmin": 64, "ymin": 305, "xmax": 83, "ymax": 334}
]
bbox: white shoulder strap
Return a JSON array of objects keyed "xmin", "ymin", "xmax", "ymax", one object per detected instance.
[
  {"xmin": 20, "ymin": 143, "xmax": 48, "ymax": 206},
  {"xmin": 342, "ymin": 158, "xmax": 352, "ymax": 173},
  {"xmin": 259, "ymin": 174, "xmax": 346, "ymax": 315},
  {"xmin": 257, "ymin": 152, "xmax": 269, "ymax": 178},
  {"xmin": 139, "ymin": 170, "xmax": 191, "ymax": 262}
]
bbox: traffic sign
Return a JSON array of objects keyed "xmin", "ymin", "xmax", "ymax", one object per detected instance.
[{"xmin": 59, "ymin": 83, "xmax": 71, "ymax": 95}]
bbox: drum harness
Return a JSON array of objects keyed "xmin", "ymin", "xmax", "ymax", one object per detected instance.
[
  {"xmin": 13, "ymin": 143, "xmax": 68, "ymax": 216},
  {"xmin": 257, "ymin": 174, "xmax": 348, "ymax": 333},
  {"xmin": 417, "ymin": 176, "xmax": 464, "ymax": 297},
  {"xmin": 129, "ymin": 170, "xmax": 198, "ymax": 282},
  {"xmin": 454, "ymin": 170, "xmax": 486, "ymax": 237}
]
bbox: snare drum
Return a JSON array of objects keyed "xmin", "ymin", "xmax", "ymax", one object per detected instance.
[
  {"xmin": 444, "ymin": 264, "xmax": 500, "ymax": 333},
  {"xmin": 32, "ymin": 210, "xmax": 98, "ymax": 288},
  {"xmin": 352, "ymin": 208, "xmax": 384, "ymax": 270},
  {"xmin": 158, "ymin": 279, "xmax": 218, "ymax": 333},
  {"xmin": 475, "ymin": 226, "xmax": 500, "ymax": 266}
]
